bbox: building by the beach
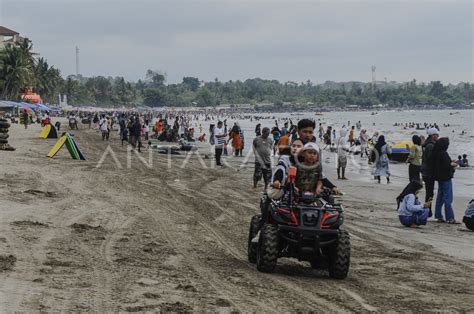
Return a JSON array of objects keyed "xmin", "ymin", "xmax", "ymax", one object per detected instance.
[{"xmin": 0, "ymin": 26, "xmax": 25, "ymax": 49}]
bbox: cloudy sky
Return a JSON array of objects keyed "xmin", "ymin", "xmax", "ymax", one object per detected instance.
[{"xmin": 0, "ymin": 0, "xmax": 472, "ymax": 84}]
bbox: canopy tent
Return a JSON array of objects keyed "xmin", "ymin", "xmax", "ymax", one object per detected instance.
[
  {"xmin": 19, "ymin": 102, "xmax": 52, "ymax": 111},
  {"xmin": 16, "ymin": 102, "xmax": 35, "ymax": 110},
  {"xmin": 48, "ymin": 106, "xmax": 62, "ymax": 112},
  {"xmin": 0, "ymin": 101, "xmax": 18, "ymax": 109}
]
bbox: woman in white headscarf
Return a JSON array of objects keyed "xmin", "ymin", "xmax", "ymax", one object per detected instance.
[{"xmin": 337, "ymin": 128, "xmax": 348, "ymax": 179}]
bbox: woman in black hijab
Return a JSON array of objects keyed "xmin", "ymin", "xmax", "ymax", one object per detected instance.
[
  {"xmin": 374, "ymin": 135, "xmax": 386, "ymax": 156},
  {"xmin": 432, "ymin": 137, "xmax": 459, "ymax": 224},
  {"xmin": 396, "ymin": 180, "xmax": 423, "ymax": 209},
  {"xmin": 372, "ymin": 135, "xmax": 392, "ymax": 184},
  {"xmin": 397, "ymin": 180, "xmax": 431, "ymax": 227}
]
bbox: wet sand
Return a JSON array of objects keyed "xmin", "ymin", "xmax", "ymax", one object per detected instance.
[{"xmin": 0, "ymin": 120, "xmax": 473, "ymax": 312}]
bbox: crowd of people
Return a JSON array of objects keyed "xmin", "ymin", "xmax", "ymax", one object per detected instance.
[
  {"xmin": 63, "ymin": 109, "xmax": 471, "ymax": 231},
  {"xmin": 12, "ymin": 107, "xmax": 472, "ymax": 232},
  {"xmin": 234, "ymin": 118, "xmax": 472, "ymax": 231}
]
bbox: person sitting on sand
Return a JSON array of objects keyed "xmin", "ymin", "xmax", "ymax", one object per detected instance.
[
  {"xmin": 461, "ymin": 154, "xmax": 469, "ymax": 167},
  {"xmin": 198, "ymin": 134, "xmax": 206, "ymax": 142},
  {"xmin": 397, "ymin": 181, "xmax": 431, "ymax": 227},
  {"xmin": 456, "ymin": 155, "xmax": 464, "ymax": 167}
]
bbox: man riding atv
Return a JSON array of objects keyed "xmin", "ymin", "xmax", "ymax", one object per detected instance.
[
  {"xmin": 248, "ymin": 120, "xmax": 350, "ymax": 278},
  {"xmin": 248, "ymin": 144, "xmax": 351, "ymax": 278}
]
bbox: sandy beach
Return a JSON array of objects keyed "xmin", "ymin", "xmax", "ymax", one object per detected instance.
[{"xmin": 1, "ymin": 120, "xmax": 473, "ymax": 312}]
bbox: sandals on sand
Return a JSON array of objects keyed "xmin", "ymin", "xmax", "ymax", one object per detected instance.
[{"xmin": 436, "ymin": 218, "xmax": 461, "ymax": 224}]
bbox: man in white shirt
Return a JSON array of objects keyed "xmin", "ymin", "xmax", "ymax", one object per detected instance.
[
  {"xmin": 213, "ymin": 121, "xmax": 226, "ymax": 166},
  {"xmin": 99, "ymin": 115, "xmax": 109, "ymax": 141}
]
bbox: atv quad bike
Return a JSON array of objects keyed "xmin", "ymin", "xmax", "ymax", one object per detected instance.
[{"xmin": 248, "ymin": 166, "xmax": 351, "ymax": 279}]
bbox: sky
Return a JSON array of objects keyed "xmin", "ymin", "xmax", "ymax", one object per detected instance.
[{"xmin": 0, "ymin": 0, "xmax": 472, "ymax": 84}]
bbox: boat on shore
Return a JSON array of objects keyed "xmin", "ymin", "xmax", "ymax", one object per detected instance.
[{"xmin": 389, "ymin": 140, "xmax": 413, "ymax": 162}]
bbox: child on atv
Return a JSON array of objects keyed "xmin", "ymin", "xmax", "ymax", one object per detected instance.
[
  {"xmin": 293, "ymin": 142, "xmax": 323, "ymax": 197},
  {"xmin": 255, "ymin": 142, "xmax": 324, "ymax": 236}
]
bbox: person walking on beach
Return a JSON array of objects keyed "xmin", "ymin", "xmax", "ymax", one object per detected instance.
[
  {"xmin": 128, "ymin": 117, "xmax": 135, "ymax": 146},
  {"xmin": 131, "ymin": 117, "xmax": 142, "ymax": 152},
  {"xmin": 22, "ymin": 109, "xmax": 29, "ymax": 129},
  {"xmin": 253, "ymin": 127, "xmax": 273, "ymax": 189},
  {"xmin": 281, "ymin": 122, "xmax": 289, "ymax": 135},
  {"xmin": 372, "ymin": 135, "xmax": 391, "ymax": 184},
  {"xmin": 119, "ymin": 114, "xmax": 126, "ymax": 141},
  {"xmin": 213, "ymin": 121, "xmax": 226, "ymax": 166},
  {"xmin": 99, "ymin": 115, "xmax": 109, "ymax": 141},
  {"xmin": 255, "ymin": 123, "xmax": 262, "ymax": 137},
  {"xmin": 432, "ymin": 137, "xmax": 459, "ymax": 224},
  {"xmin": 348, "ymin": 126, "xmax": 355, "ymax": 147},
  {"xmin": 93, "ymin": 114, "xmax": 99, "ymax": 129},
  {"xmin": 271, "ymin": 125, "xmax": 281, "ymax": 156},
  {"xmin": 238, "ymin": 126, "xmax": 245, "ymax": 157},
  {"xmin": 359, "ymin": 129, "xmax": 369, "ymax": 158},
  {"xmin": 421, "ymin": 127, "xmax": 439, "ymax": 216},
  {"xmin": 318, "ymin": 123, "xmax": 324, "ymax": 141},
  {"xmin": 407, "ymin": 135, "xmax": 422, "ymax": 182},
  {"xmin": 143, "ymin": 120, "xmax": 150, "ymax": 141},
  {"xmin": 229, "ymin": 122, "xmax": 242, "ymax": 157},
  {"xmin": 323, "ymin": 126, "xmax": 332, "ymax": 149},
  {"xmin": 337, "ymin": 128, "xmax": 349, "ymax": 180}
]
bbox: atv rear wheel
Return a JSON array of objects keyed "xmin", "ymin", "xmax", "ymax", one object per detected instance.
[
  {"xmin": 256, "ymin": 224, "xmax": 278, "ymax": 272},
  {"xmin": 248, "ymin": 214, "xmax": 261, "ymax": 263},
  {"xmin": 328, "ymin": 229, "xmax": 351, "ymax": 279}
]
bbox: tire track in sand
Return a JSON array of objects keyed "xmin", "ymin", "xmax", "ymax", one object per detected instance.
[{"xmin": 141, "ymin": 177, "xmax": 349, "ymax": 312}]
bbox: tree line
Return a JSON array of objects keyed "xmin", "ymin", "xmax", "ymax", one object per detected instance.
[{"xmin": 1, "ymin": 39, "xmax": 472, "ymax": 108}]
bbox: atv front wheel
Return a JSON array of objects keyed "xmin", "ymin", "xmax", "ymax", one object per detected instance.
[
  {"xmin": 256, "ymin": 224, "xmax": 278, "ymax": 272},
  {"xmin": 248, "ymin": 214, "xmax": 261, "ymax": 263},
  {"xmin": 328, "ymin": 229, "xmax": 351, "ymax": 279}
]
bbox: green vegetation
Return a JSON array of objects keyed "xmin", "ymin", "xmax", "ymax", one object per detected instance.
[{"xmin": 1, "ymin": 40, "xmax": 472, "ymax": 108}]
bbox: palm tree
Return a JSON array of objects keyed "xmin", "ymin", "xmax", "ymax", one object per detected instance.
[
  {"xmin": 0, "ymin": 45, "xmax": 33, "ymax": 100},
  {"xmin": 33, "ymin": 57, "xmax": 63, "ymax": 103}
]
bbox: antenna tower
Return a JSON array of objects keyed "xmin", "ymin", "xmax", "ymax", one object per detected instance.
[
  {"xmin": 371, "ymin": 65, "xmax": 376, "ymax": 84},
  {"xmin": 75, "ymin": 46, "xmax": 80, "ymax": 76}
]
